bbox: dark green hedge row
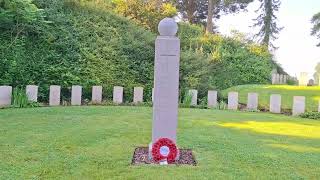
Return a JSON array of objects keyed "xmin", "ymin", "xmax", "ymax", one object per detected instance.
[{"xmin": 0, "ymin": 0, "xmax": 274, "ymax": 103}]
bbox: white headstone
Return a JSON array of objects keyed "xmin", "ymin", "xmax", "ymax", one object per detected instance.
[
  {"xmin": 270, "ymin": 94, "xmax": 281, "ymax": 113},
  {"xmin": 318, "ymin": 101, "xmax": 320, "ymax": 112},
  {"xmin": 292, "ymin": 96, "xmax": 305, "ymax": 116},
  {"xmin": 247, "ymin": 93, "xmax": 258, "ymax": 110},
  {"xmin": 152, "ymin": 18, "xmax": 180, "ymax": 144},
  {"xmin": 188, "ymin": 89, "xmax": 198, "ymax": 106},
  {"xmin": 0, "ymin": 86, "xmax": 12, "ymax": 107},
  {"xmin": 207, "ymin": 90, "xmax": 218, "ymax": 108},
  {"xmin": 92, "ymin": 86, "xmax": 102, "ymax": 104},
  {"xmin": 271, "ymin": 74, "xmax": 277, "ymax": 84},
  {"xmin": 133, "ymin": 87, "xmax": 143, "ymax": 103},
  {"xmin": 283, "ymin": 75, "xmax": 288, "ymax": 84},
  {"xmin": 275, "ymin": 74, "xmax": 280, "ymax": 84},
  {"xmin": 49, "ymin": 85, "xmax": 61, "ymax": 106},
  {"xmin": 228, "ymin": 92, "xmax": 238, "ymax": 110},
  {"xmin": 26, "ymin": 85, "xmax": 38, "ymax": 102},
  {"xmin": 71, "ymin": 85, "xmax": 82, "ymax": 106},
  {"xmin": 279, "ymin": 74, "xmax": 284, "ymax": 84},
  {"xmin": 299, "ymin": 72, "xmax": 308, "ymax": 86},
  {"xmin": 113, "ymin": 86, "xmax": 123, "ymax": 104}
]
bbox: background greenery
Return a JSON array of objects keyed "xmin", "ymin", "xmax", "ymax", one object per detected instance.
[{"xmin": 0, "ymin": 0, "xmax": 276, "ymax": 104}]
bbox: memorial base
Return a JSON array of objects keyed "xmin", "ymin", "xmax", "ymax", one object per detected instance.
[{"xmin": 131, "ymin": 147, "xmax": 196, "ymax": 166}]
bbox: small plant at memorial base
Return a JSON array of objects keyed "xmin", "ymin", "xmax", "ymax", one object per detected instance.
[
  {"xmin": 12, "ymin": 88, "xmax": 38, "ymax": 108},
  {"xmin": 300, "ymin": 112, "xmax": 320, "ymax": 120},
  {"xmin": 199, "ymin": 98, "xmax": 208, "ymax": 109},
  {"xmin": 245, "ymin": 109, "xmax": 260, "ymax": 112},
  {"xmin": 217, "ymin": 100, "xmax": 227, "ymax": 110},
  {"xmin": 181, "ymin": 91, "xmax": 193, "ymax": 108}
]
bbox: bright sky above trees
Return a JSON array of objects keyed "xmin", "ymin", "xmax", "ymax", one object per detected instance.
[{"xmin": 217, "ymin": 0, "xmax": 320, "ymax": 78}]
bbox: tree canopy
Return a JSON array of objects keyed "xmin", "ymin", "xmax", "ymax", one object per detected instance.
[
  {"xmin": 311, "ymin": 12, "xmax": 320, "ymax": 47},
  {"xmin": 252, "ymin": 0, "xmax": 283, "ymax": 50}
]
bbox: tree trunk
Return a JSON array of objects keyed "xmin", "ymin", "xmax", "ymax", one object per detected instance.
[{"xmin": 206, "ymin": 0, "xmax": 214, "ymax": 34}]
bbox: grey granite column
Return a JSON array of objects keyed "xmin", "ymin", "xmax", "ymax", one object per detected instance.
[{"xmin": 152, "ymin": 18, "xmax": 180, "ymax": 144}]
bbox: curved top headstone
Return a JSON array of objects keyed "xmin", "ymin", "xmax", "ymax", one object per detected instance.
[{"xmin": 158, "ymin": 18, "xmax": 178, "ymax": 36}]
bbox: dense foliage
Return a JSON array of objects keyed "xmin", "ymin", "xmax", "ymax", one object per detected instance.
[
  {"xmin": 112, "ymin": 0, "xmax": 177, "ymax": 32},
  {"xmin": 311, "ymin": 12, "xmax": 320, "ymax": 47},
  {"xmin": 300, "ymin": 112, "xmax": 320, "ymax": 120},
  {"xmin": 0, "ymin": 0, "xmax": 273, "ymax": 103},
  {"xmin": 252, "ymin": 0, "xmax": 283, "ymax": 49}
]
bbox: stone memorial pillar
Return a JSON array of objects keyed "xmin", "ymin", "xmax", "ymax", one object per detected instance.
[
  {"xmin": 188, "ymin": 89, "xmax": 198, "ymax": 106},
  {"xmin": 292, "ymin": 96, "xmax": 305, "ymax": 116},
  {"xmin": 228, "ymin": 92, "xmax": 238, "ymax": 110},
  {"xmin": 49, "ymin": 85, "xmax": 61, "ymax": 106},
  {"xmin": 92, "ymin": 86, "xmax": 103, "ymax": 104},
  {"xmin": 113, "ymin": 86, "xmax": 123, "ymax": 104},
  {"xmin": 270, "ymin": 94, "xmax": 281, "ymax": 113},
  {"xmin": 71, "ymin": 85, "xmax": 82, "ymax": 106},
  {"xmin": 0, "ymin": 86, "xmax": 12, "ymax": 107},
  {"xmin": 207, "ymin": 90, "xmax": 218, "ymax": 108},
  {"xmin": 299, "ymin": 72, "xmax": 308, "ymax": 86},
  {"xmin": 247, "ymin": 93, "xmax": 258, "ymax": 110},
  {"xmin": 152, "ymin": 18, "xmax": 180, "ymax": 144},
  {"xmin": 26, "ymin": 85, "xmax": 38, "ymax": 102},
  {"xmin": 133, "ymin": 87, "xmax": 144, "ymax": 104}
]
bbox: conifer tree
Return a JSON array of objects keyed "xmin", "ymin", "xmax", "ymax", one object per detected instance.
[{"xmin": 252, "ymin": 0, "xmax": 283, "ymax": 49}]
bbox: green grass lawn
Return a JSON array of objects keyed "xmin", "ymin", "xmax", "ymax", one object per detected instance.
[
  {"xmin": 0, "ymin": 106, "xmax": 319, "ymax": 179},
  {"xmin": 221, "ymin": 84, "xmax": 320, "ymax": 111}
]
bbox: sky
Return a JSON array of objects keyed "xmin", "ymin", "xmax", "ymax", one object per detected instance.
[{"xmin": 216, "ymin": 0, "xmax": 320, "ymax": 79}]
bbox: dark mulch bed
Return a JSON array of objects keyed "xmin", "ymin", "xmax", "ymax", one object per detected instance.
[{"xmin": 131, "ymin": 147, "xmax": 197, "ymax": 166}]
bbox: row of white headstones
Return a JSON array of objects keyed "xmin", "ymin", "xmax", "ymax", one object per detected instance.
[
  {"xmin": 0, "ymin": 85, "xmax": 309, "ymax": 115},
  {"xmin": 0, "ymin": 85, "xmax": 142, "ymax": 106}
]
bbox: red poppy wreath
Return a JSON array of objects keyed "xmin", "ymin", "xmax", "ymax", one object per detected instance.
[{"xmin": 151, "ymin": 138, "xmax": 179, "ymax": 163}]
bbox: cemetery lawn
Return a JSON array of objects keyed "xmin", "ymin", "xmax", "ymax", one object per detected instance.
[
  {"xmin": 222, "ymin": 84, "xmax": 320, "ymax": 111},
  {"xmin": 0, "ymin": 106, "xmax": 319, "ymax": 179}
]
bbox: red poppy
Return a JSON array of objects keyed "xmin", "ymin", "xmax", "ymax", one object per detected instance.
[{"xmin": 151, "ymin": 138, "xmax": 178, "ymax": 163}]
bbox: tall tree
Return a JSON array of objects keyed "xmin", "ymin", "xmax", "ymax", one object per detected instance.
[
  {"xmin": 175, "ymin": 0, "xmax": 253, "ymax": 33},
  {"xmin": 206, "ymin": 0, "xmax": 214, "ymax": 33},
  {"xmin": 252, "ymin": 0, "xmax": 283, "ymax": 49},
  {"xmin": 311, "ymin": 12, "xmax": 320, "ymax": 47}
]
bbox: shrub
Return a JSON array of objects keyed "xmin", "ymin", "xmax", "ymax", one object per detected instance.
[
  {"xmin": 300, "ymin": 112, "xmax": 320, "ymax": 120},
  {"xmin": 12, "ymin": 87, "xmax": 40, "ymax": 108}
]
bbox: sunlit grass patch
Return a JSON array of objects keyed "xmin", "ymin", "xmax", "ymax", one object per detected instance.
[
  {"xmin": 268, "ymin": 144, "xmax": 320, "ymax": 153},
  {"xmin": 218, "ymin": 121, "xmax": 320, "ymax": 139}
]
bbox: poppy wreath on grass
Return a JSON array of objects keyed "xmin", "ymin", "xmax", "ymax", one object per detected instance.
[{"xmin": 151, "ymin": 137, "xmax": 178, "ymax": 163}]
